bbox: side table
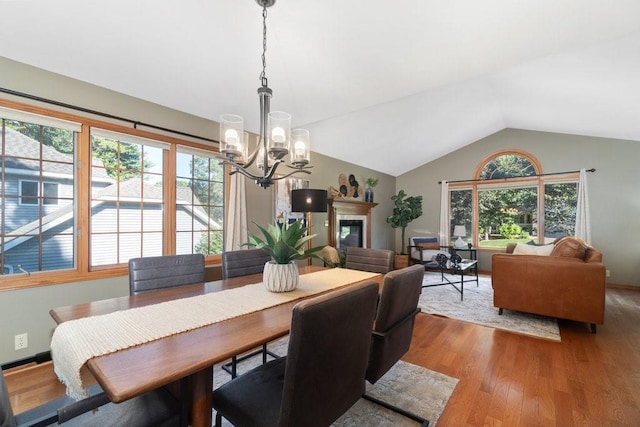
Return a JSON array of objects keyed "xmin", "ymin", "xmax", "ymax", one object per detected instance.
[
  {"xmin": 451, "ymin": 246, "xmax": 477, "ymax": 274},
  {"xmin": 451, "ymin": 246, "xmax": 477, "ymax": 260}
]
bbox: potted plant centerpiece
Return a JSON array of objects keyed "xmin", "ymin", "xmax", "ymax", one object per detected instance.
[{"xmin": 245, "ymin": 219, "xmax": 325, "ymax": 292}]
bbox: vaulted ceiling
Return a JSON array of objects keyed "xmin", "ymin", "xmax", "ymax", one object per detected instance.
[{"xmin": 2, "ymin": 0, "xmax": 639, "ymax": 176}]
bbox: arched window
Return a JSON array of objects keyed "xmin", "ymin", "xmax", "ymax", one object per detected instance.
[
  {"xmin": 449, "ymin": 150, "xmax": 578, "ymax": 249},
  {"xmin": 477, "ymin": 152, "xmax": 538, "ymax": 179}
]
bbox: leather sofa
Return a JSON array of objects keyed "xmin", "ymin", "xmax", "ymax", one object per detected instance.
[{"xmin": 491, "ymin": 237, "xmax": 606, "ymax": 333}]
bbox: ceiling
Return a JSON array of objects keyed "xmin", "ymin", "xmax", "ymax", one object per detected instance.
[{"xmin": 1, "ymin": 0, "xmax": 639, "ymax": 176}]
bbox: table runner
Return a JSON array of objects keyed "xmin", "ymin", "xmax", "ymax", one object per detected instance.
[{"xmin": 51, "ymin": 268, "xmax": 379, "ymax": 400}]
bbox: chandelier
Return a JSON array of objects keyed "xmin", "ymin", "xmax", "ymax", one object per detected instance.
[{"xmin": 218, "ymin": 0, "xmax": 312, "ymax": 189}]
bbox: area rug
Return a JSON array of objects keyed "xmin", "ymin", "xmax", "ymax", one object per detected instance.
[
  {"xmin": 419, "ymin": 273, "xmax": 561, "ymax": 341},
  {"xmin": 213, "ymin": 337, "xmax": 459, "ymax": 426}
]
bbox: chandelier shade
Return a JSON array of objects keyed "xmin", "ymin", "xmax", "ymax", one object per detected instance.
[{"xmin": 217, "ymin": 0, "xmax": 312, "ymax": 189}]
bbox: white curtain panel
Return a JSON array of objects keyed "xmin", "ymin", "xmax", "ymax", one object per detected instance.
[
  {"xmin": 575, "ymin": 168, "xmax": 591, "ymax": 244},
  {"xmin": 439, "ymin": 180, "xmax": 449, "ymax": 246},
  {"xmin": 224, "ymin": 173, "xmax": 249, "ymax": 251}
]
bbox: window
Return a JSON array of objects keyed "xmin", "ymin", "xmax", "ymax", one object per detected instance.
[
  {"xmin": 1, "ymin": 110, "xmax": 79, "ymax": 276},
  {"xmin": 19, "ymin": 180, "xmax": 59, "ymax": 205},
  {"xmin": 478, "ymin": 185, "xmax": 537, "ymax": 247},
  {"xmin": 1, "ymin": 101, "xmax": 224, "ymax": 288},
  {"xmin": 175, "ymin": 147, "xmax": 224, "ymax": 256},
  {"xmin": 90, "ymin": 129, "xmax": 168, "ymax": 267},
  {"xmin": 449, "ymin": 150, "xmax": 578, "ymax": 249},
  {"xmin": 544, "ymin": 181, "xmax": 577, "ymax": 240},
  {"xmin": 449, "ymin": 187, "xmax": 472, "ymax": 241}
]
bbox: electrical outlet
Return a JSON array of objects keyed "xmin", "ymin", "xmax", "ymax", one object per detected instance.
[
  {"xmin": 14, "ymin": 333, "xmax": 28, "ymax": 350},
  {"xmin": 606, "ymin": 270, "xmax": 611, "ymax": 278}
]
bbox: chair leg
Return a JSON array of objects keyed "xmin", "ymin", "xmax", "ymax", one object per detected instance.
[
  {"xmin": 179, "ymin": 377, "xmax": 190, "ymax": 427},
  {"xmin": 498, "ymin": 308, "xmax": 504, "ymax": 315},
  {"xmin": 221, "ymin": 346, "xmax": 280, "ymax": 378},
  {"xmin": 215, "ymin": 412, "xmax": 223, "ymax": 427},
  {"xmin": 363, "ymin": 393, "xmax": 429, "ymax": 426}
]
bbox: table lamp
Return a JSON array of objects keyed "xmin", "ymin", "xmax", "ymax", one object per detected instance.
[
  {"xmin": 453, "ymin": 225, "xmax": 467, "ymax": 248},
  {"xmin": 291, "ymin": 189, "xmax": 328, "ymax": 265}
]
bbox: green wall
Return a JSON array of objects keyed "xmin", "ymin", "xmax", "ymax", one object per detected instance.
[
  {"xmin": 396, "ymin": 128, "xmax": 640, "ymax": 288},
  {"xmin": 3, "ymin": 56, "xmax": 638, "ymax": 364},
  {"xmin": 0, "ymin": 57, "xmax": 395, "ymax": 363}
]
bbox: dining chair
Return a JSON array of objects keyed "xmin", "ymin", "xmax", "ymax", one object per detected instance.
[
  {"xmin": 128, "ymin": 254, "xmax": 205, "ymax": 295},
  {"xmin": 345, "ymin": 246, "xmax": 395, "ymax": 274},
  {"xmin": 364, "ymin": 264, "xmax": 429, "ymax": 426},
  {"xmin": 212, "ymin": 281, "xmax": 379, "ymax": 427},
  {"xmin": 221, "ymin": 248, "xmax": 271, "ymax": 279},
  {"xmin": 1, "ymin": 362, "xmax": 180, "ymax": 427},
  {"xmin": 220, "ymin": 248, "xmax": 277, "ymax": 378}
]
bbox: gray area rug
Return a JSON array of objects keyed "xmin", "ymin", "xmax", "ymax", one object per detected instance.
[
  {"xmin": 213, "ymin": 336, "xmax": 458, "ymax": 426},
  {"xmin": 419, "ymin": 272, "xmax": 561, "ymax": 341}
]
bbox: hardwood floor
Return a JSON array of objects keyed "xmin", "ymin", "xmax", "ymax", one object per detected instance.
[
  {"xmin": 407, "ymin": 286, "xmax": 640, "ymax": 426},
  {"xmin": 5, "ymin": 286, "xmax": 640, "ymax": 425}
]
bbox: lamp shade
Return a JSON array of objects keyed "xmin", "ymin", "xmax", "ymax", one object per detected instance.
[
  {"xmin": 291, "ymin": 189, "xmax": 328, "ymax": 213},
  {"xmin": 453, "ymin": 225, "xmax": 467, "ymax": 237}
]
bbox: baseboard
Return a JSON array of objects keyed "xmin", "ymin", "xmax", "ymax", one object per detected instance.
[{"xmin": 606, "ymin": 283, "xmax": 640, "ymax": 291}]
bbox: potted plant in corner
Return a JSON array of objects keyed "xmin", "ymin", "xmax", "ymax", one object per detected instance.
[
  {"xmin": 245, "ymin": 219, "xmax": 325, "ymax": 292},
  {"xmin": 386, "ymin": 190, "xmax": 423, "ymax": 267}
]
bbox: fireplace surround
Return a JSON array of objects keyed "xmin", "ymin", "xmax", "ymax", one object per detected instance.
[{"xmin": 328, "ymin": 198, "xmax": 377, "ymax": 251}]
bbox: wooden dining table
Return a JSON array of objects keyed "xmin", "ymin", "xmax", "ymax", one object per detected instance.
[{"xmin": 49, "ymin": 266, "xmax": 383, "ymax": 427}]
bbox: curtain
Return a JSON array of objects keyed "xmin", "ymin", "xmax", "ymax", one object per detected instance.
[
  {"xmin": 439, "ymin": 180, "xmax": 449, "ymax": 246},
  {"xmin": 575, "ymin": 168, "xmax": 591, "ymax": 244},
  {"xmin": 224, "ymin": 173, "xmax": 248, "ymax": 251}
]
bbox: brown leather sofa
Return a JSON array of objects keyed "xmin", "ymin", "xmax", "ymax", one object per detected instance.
[{"xmin": 491, "ymin": 237, "xmax": 606, "ymax": 333}]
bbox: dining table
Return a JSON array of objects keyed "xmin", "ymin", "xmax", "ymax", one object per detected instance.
[{"xmin": 49, "ymin": 265, "xmax": 383, "ymax": 427}]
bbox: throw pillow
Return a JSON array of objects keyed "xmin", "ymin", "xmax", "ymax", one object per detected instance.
[
  {"xmin": 551, "ymin": 237, "xmax": 587, "ymax": 260},
  {"xmin": 418, "ymin": 242, "xmax": 440, "ymax": 250},
  {"xmin": 413, "ymin": 237, "xmax": 438, "ymax": 245},
  {"xmin": 512, "ymin": 242, "xmax": 554, "ymax": 256}
]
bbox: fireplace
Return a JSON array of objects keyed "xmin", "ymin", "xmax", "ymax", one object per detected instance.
[
  {"xmin": 338, "ymin": 218, "xmax": 364, "ymax": 250},
  {"xmin": 328, "ymin": 198, "xmax": 377, "ymax": 251}
]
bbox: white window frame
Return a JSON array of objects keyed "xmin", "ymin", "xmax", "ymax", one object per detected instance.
[{"xmin": 18, "ymin": 180, "xmax": 59, "ymax": 205}]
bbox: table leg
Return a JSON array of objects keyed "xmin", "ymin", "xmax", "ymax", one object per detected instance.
[{"xmin": 189, "ymin": 368, "xmax": 213, "ymax": 427}]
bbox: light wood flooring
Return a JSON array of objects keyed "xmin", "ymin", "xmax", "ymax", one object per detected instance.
[{"xmin": 5, "ymin": 286, "xmax": 640, "ymax": 426}]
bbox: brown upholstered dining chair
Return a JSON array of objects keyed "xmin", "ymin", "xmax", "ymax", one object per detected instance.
[
  {"xmin": 128, "ymin": 254, "xmax": 205, "ymax": 295},
  {"xmin": 220, "ymin": 248, "xmax": 276, "ymax": 378},
  {"xmin": 345, "ymin": 246, "xmax": 395, "ymax": 274},
  {"xmin": 212, "ymin": 281, "xmax": 379, "ymax": 427},
  {"xmin": 364, "ymin": 264, "xmax": 429, "ymax": 426},
  {"xmin": 1, "ymin": 361, "xmax": 180, "ymax": 427}
]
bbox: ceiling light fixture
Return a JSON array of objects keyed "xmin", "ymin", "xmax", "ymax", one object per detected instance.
[{"xmin": 218, "ymin": 0, "xmax": 312, "ymax": 189}]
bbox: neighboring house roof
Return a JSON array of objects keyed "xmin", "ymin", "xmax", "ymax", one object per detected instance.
[
  {"xmin": 2, "ymin": 127, "xmax": 112, "ymax": 181},
  {"xmin": 2, "ymin": 127, "xmax": 221, "ymax": 253}
]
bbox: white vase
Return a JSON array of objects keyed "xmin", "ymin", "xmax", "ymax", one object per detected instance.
[{"xmin": 263, "ymin": 261, "xmax": 299, "ymax": 292}]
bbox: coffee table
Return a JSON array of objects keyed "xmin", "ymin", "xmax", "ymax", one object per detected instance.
[{"xmin": 422, "ymin": 258, "xmax": 478, "ymax": 300}]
